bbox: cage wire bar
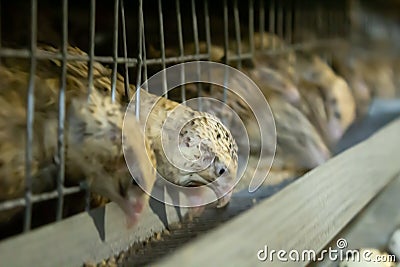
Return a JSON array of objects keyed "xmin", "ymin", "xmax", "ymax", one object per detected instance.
[
  {"xmin": 135, "ymin": 0, "xmax": 144, "ymax": 118},
  {"xmin": 204, "ymin": 0, "xmax": 212, "ymax": 62},
  {"xmin": 259, "ymin": 0, "xmax": 265, "ymax": 49},
  {"xmin": 233, "ymin": 0, "xmax": 243, "ymax": 69},
  {"xmin": 23, "ymin": 0, "xmax": 37, "ymax": 232},
  {"xmin": 285, "ymin": 2, "xmax": 293, "ymax": 44},
  {"xmin": 176, "ymin": 0, "xmax": 186, "ymax": 104},
  {"xmin": 249, "ymin": 0, "xmax": 255, "ymax": 56},
  {"xmin": 158, "ymin": 0, "xmax": 168, "ymax": 98},
  {"xmin": 190, "ymin": 0, "xmax": 203, "ymax": 110},
  {"xmin": 204, "ymin": 0, "xmax": 213, "ymax": 105},
  {"xmin": 120, "ymin": 0, "xmax": 131, "ymax": 101},
  {"xmin": 269, "ymin": 0, "xmax": 276, "ymax": 49},
  {"xmin": 87, "ymin": 0, "xmax": 96, "ymax": 101},
  {"xmin": 55, "ymin": 0, "xmax": 68, "ymax": 222},
  {"xmin": 223, "ymin": 0, "xmax": 229, "ymax": 103},
  {"xmin": 110, "ymin": 0, "xmax": 119, "ymax": 103},
  {"xmin": 83, "ymin": 0, "xmax": 96, "ymax": 212},
  {"xmin": 141, "ymin": 17, "xmax": 148, "ymax": 92},
  {"xmin": 0, "ymin": 0, "xmax": 351, "ymax": 235}
]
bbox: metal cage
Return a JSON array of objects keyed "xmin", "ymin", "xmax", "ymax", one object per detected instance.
[{"xmin": 0, "ymin": 0, "xmax": 350, "ymax": 239}]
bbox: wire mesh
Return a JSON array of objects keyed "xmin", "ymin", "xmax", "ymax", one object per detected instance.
[{"xmin": 0, "ymin": 0, "xmax": 351, "ymax": 238}]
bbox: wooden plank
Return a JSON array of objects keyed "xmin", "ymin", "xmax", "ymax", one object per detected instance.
[
  {"xmin": 0, "ymin": 146, "xmax": 294, "ymax": 267},
  {"xmin": 0, "ymin": 120, "xmax": 399, "ymax": 267},
  {"xmin": 315, "ymin": 173, "xmax": 400, "ymax": 267},
  {"xmin": 0, "ymin": 194, "xmax": 189, "ymax": 267},
  {"xmin": 156, "ymin": 118, "xmax": 400, "ymax": 267}
]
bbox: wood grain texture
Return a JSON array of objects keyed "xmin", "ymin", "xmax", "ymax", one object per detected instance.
[
  {"xmin": 156, "ymin": 118, "xmax": 400, "ymax": 267},
  {"xmin": 0, "ymin": 119, "xmax": 399, "ymax": 267},
  {"xmin": 0, "ymin": 196, "xmax": 189, "ymax": 267},
  {"xmin": 315, "ymin": 174, "xmax": 400, "ymax": 267}
]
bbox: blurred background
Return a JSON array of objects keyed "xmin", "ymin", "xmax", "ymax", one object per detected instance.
[{"xmin": 0, "ymin": 0, "xmax": 400, "ymax": 266}]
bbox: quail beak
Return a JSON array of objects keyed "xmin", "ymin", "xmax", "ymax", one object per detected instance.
[
  {"xmin": 123, "ymin": 198, "xmax": 144, "ymax": 228},
  {"xmin": 207, "ymin": 176, "xmax": 234, "ymax": 208},
  {"xmin": 185, "ymin": 176, "xmax": 234, "ymax": 208},
  {"xmin": 215, "ymin": 189, "xmax": 233, "ymax": 208},
  {"xmin": 116, "ymin": 190, "xmax": 145, "ymax": 229}
]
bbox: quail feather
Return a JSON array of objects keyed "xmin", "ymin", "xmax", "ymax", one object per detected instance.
[
  {"xmin": 129, "ymin": 88, "xmax": 239, "ymax": 209},
  {"xmin": 0, "ymin": 55, "xmax": 156, "ymax": 227},
  {"xmin": 36, "ymin": 44, "xmax": 239, "ymax": 210},
  {"xmin": 185, "ymin": 63, "xmax": 331, "ymax": 171}
]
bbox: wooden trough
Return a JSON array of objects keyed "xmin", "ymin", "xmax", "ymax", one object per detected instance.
[
  {"xmin": 1, "ymin": 117, "xmax": 399, "ymax": 267},
  {"xmin": 0, "ymin": 0, "xmax": 399, "ymax": 266}
]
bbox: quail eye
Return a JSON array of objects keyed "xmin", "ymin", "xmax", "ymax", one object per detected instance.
[{"xmin": 217, "ymin": 166, "xmax": 227, "ymax": 176}]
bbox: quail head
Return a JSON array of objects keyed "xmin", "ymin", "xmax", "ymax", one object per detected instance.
[
  {"xmin": 129, "ymin": 89, "xmax": 238, "ymax": 209},
  {"xmin": 66, "ymin": 89, "xmax": 156, "ymax": 227}
]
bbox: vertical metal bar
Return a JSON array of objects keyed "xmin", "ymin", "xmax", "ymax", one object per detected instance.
[
  {"xmin": 56, "ymin": 0, "xmax": 68, "ymax": 221},
  {"xmin": 249, "ymin": 0, "xmax": 254, "ymax": 56},
  {"xmin": 285, "ymin": 1, "xmax": 293, "ymax": 44},
  {"xmin": 223, "ymin": 0, "xmax": 229, "ymax": 65},
  {"xmin": 191, "ymin": 0, "xmax": 202, "ymax": 110},
  {"xmin": 176, "ymin": 0, "xmax": 184, "ymax": 61},
  {"xmin": 301, "ymin": 1, "xmax": 306, "ymax": 43},
  {"xmin": 120, "ymin": 0, "xmax": 130, "ymax": 101},
  {"xmin": 24, "ymin": 0, "xmax": 38, "ymax": 232},
  {"xmin": 140, "ymin": 2, "xmax": 148, "ymax": 92},
  {"xmin": 85, "ymin": 0, "xmax": 96, "ymax": 212},
  {"xmin": 233, "ymin": 0, "xmax": 242, "ymax": 69},
  {"xmin": 223, "ymin": 0, "xmax": 229, "ymax": 103},
  {"xmin": 191, "ymin": 0, "xmax": 200, "ymax": 57},
  {"xmin": 158, "ymin": 0, "xmax": 167, "ymax": 97},
  {"xmin": 176, "ymin": 0, "xmax": 186, "ymax": 103},
  {"xmin": 277, "ymin": 0, "xmax": 283, "ymax": 45},
  {"xmin": 204, "ymin": 0, "xmax": 212, "ymax": 106},
  {"xmin": 111, "ymin": 0, "xmax": 120, "ymax": 103},
  {"xmin": 135, "ymin": 0, "xmax": 143, "ymax": 118},
  {"xmin": 204, "ymin": 0, "xmax": 212, "ymax": 60},
  {"xmin": 293, "ymin": 0, "xmax": 298, "ymax": 43},
  {"xmin": 269, "ymin": 0, "xmax": 276, "ymax": 49},
  {"xmin": 142, "ymin": 30, "xmax": 148, "ymax": 92},
  {"xmin": 87, "ymin": 0, "xmax": 96, "ymax": 101},
  {"xmin": 259, "ymin": 0, "xmax": 265, "ymax": 50}
]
